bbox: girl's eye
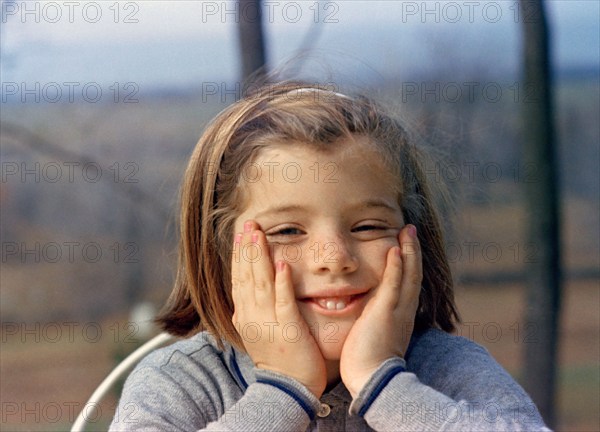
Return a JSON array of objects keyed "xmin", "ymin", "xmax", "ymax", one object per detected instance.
[
  {"xmin": 268, "ymin": 227, "xmax": 304, "ymax": 236},
  {"xmin": 352, "ymin": 225, "xmax": 386, "ymax": 232},
  {"xmin": 351, "ymin": 223, "xmax": 398, "ymax": 240}
]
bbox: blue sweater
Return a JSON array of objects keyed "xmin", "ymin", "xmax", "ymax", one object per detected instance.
[{"xmin": 110, "ymin": 328, "xmax": 550, "ymax": 431}]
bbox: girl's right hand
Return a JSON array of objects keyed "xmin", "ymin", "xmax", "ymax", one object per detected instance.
[{"xmin": 231, "ymin": 220, "xmax": 327, "ymax": 398}]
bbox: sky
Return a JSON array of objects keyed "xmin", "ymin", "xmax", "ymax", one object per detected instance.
[{"xmin": 1, "ymin": 0, "xmax": 599, "ymax": 90}]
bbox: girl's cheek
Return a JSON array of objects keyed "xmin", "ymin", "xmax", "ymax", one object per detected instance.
[
  {"xmin": 269, "ymin": 243, "xmax": 304, "ymax": 264},
  {"xmin": 363, "ymin": 238, "xmax": 399, "ymax": 274}
]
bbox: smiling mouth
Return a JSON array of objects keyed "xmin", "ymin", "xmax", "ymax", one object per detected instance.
[
  {"xmin": 316, "ymin": 296, "xmax": 352, "ymax": 310},
  {"xmin": 300, "ymin": 292, "xmax": 369, "ymax": 312}
]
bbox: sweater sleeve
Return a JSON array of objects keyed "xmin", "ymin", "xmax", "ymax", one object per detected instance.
[
  {"xmin": 349, "ymin": 332, "xmax": 551, "ymax": 431},
  {"xmin": 205, "ymin": 368, "xmax": 321, "ymax": 432},
  {"xmin": 109, "ymin": 361, "xmax": 321, "ymax": 432}
]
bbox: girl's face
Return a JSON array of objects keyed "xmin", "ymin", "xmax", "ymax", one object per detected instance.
[{"xmin": 233, "ymin": 137, "xmax": 405, "ymax": 361}]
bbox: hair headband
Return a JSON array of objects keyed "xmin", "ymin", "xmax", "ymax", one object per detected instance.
[{"xmin": 285, "ymin": 87, "xmax": 353, "ymax": 100}]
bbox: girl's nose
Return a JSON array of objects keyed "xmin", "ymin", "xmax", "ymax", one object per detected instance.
[{"xmin": 306, "ymin": 234, "xmax": 359, "ymax": 275}]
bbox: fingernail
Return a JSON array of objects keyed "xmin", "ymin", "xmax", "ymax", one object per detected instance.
[
  {"xmin": 244, "ymin": 221, "xmax": 252, "ymax": 233},
  {"xmin": 276, "ymin": 261, "xmax": 285, "ymax": 272},
  {"xmin": 251, "ymin": 232, "xmax": 258, "ymax": 243},
  {"xmin": 407, "ymin": 224, "xmax": 417, "ymax": 238},
  {"xmin": 235, "ymin": 233, "xmax": 242, "ymax": 244}
]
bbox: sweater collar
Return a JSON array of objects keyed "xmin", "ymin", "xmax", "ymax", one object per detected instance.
[
  {"xmin": 228, "ymin": 347, "xmax": 354, "ymax": 403},
  {"xmin": 224, "ymin": 329, "xmax": 429, "ymax": 403}
]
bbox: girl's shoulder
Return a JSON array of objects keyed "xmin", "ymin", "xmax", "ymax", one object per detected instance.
[
  {"xmin": 407, "ymin": 327, "xmax": 489, "ymax": 359},
  {"xmin": 136, "ymin": 331, "xmax": 227, "ymax": 369},
  {"xmin": 406, "ymin": 327, "xmax": 495, "ymax": 374},
  {"xmin": 406, "ymin": 328, "xmax": 530, "ymax": 403},
  {"xmin": 113, "ymin": 333, "xmax": 249, "ymax": 429},
  {"xmin": 128, "ymin": 331, "xmax": 249, "ymax": 392},
  {"xmin": 407, "ymin": 328, "xmax": 495, "ymax": 380}
]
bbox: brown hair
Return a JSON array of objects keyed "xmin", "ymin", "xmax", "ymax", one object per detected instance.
[{"xmin": 157, "ymin": 82, "xmax": 460, "ymax": 349}]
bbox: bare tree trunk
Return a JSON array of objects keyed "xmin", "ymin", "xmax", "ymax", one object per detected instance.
[
  {"xmin": 237, "ymin": 0, "xmax": 267, "ymax": 83},
  {"xmin": 519, "ymin": 0, "xmax": 562, "ymax": 428}
]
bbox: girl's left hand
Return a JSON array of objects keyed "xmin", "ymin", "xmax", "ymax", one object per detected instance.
[{"xmin": 339, "ymin": 224, "xmax": 422, "ymax": 399}]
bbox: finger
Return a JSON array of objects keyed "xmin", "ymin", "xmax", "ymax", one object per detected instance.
[
  {"xmin": 237, "ymin": 221, "xmax": 257, "ymax": 308},
  {"xmin": 399, "ymin": 224, "xmax": 422, "ymax": 305},
  {"xmin": 231, "ymin": 232, "xmax": 243, "ymax": 309},
  {"xmin": 251, "ymin": 229, "xmax": 275, "ymax": 309},
  {"xmin": 375, "ymin": 244, "xmax": 403, "ymax": 309},
  {"xmin": 273, "ymin": 260, "xmax": 303, "ymax": 323}
]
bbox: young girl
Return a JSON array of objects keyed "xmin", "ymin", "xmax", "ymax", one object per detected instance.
[{"xmin": 110, "ymin": 82, "xmax": 549, "ymax": 431}]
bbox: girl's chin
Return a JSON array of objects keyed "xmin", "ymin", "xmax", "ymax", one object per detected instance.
[
  {"xmin": 312, "ymin": 321, "xmax": 354, "ymax": 361},
  {"xmin": 298, "ymin": 304, "xmax": 358, "ymax": 359},
  {"xmin": 318, "ymin": 342, "xmax": 344, "ymax": 361}
]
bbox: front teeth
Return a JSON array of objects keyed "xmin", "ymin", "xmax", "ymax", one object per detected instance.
[{"xmin": 317, "ymin": 298, "xmax": 348, "ymax": 310}]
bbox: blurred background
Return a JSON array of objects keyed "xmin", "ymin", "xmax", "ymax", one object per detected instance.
[{"xmin": 1, "ymin": 1, "xmax": 598, "ymax": 431}]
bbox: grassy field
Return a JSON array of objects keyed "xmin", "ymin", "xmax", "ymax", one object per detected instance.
[{"xmin": 1, "ymin": 79, "xmax": 598, "ymax": 430}]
